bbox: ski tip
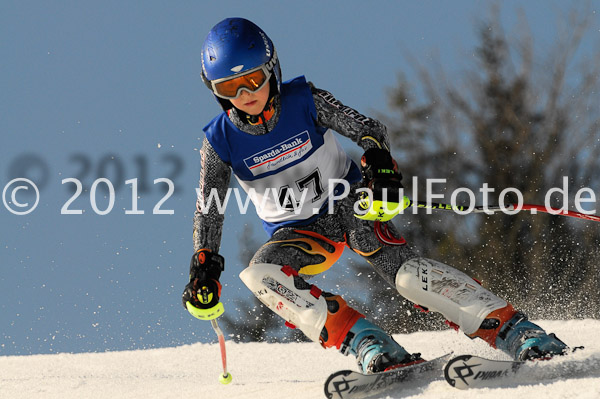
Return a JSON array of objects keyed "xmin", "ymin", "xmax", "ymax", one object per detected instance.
[
  {"xmin": 444, "ymin": 355, "xmax": 472, "ymax": 388},
  {"xmin": 324, "ymin": 370, "xmax": 353, "ymax": 399},
  {"xmin": 444, "ymin": 354, "xmax": 524, "ymax": 390}
]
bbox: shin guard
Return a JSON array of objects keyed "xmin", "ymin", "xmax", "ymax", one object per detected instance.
[
  {"xmin": 395, "ymin": 258, "xmax": 508, "ymax": 335},
  {"xmin": 239, "ymin": 263, "xmax": 328, "ymax": 342}
]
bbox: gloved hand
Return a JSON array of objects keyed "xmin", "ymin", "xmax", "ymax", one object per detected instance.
[
  {"xmin": 182, "ymin": 249, "xmax": 225, "ymax": 320},
  {"xmin": 356, "ymin": 148, "xmax": 409, "ymax": 222},
  {"xmin": 360, "ymin": 148, "xmax": 403, "ymax": 193}
]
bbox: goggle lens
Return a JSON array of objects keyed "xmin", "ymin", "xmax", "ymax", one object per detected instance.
[{"xmin": 213, "ymin": 68, "xmax": 270, "ymax": 99}]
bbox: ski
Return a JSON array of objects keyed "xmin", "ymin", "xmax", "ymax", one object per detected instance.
[
  {"xmin": 444, "ymin": 354, "xmax": 522, "ymax": 389},
  {"xmin": 444, "ymin": 351, "xmax": 599, "ymax": 389},
  {"xmin": 324, "ymin": 352, "xmax": 451, "ymax": 399}
]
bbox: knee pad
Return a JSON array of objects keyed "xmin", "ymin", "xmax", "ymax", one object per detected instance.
[
  {"xmin": 395, "ymin": 258, "xmax": 507, "ymax": 334},
  {"xmin": 239, "ymin": 263, "xmax": 328, "ymax": 342}
]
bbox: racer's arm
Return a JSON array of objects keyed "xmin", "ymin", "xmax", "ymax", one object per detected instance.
[
  {"xmin": 183, "ymin": 138, "xmax": 230, "ymax": 318},
  {"xmin": 310, "ymin": 83, "xmax": 391, "ymax": 152},
  {"xmin": 310, "ymin": 84, "xmax": 405, "ymax": 220},
  {"xmin": 192, "ymin": 137, "xmax": 231, "ymax": 252}
]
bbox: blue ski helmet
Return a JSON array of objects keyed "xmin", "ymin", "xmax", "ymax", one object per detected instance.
[{"xmin": 201, "ymin": 18, "xmax": 282, "ymax": 111}]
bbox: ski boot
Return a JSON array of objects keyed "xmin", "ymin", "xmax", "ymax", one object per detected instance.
[
  {"xmin": 495, "ymin": 312, "xmax": 568, "ymax": 361},
  {"xmin": 348, "ymin": 317, "xmax": 424, "ymax": 373},
  {"xmin": 320, "ymin": 295, "xmax": 422, "ymax": 374}
]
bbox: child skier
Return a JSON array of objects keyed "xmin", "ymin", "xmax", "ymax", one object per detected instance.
[{"xmin": 182, "ymin": 17, "xmax": 569, "ymax": 374}]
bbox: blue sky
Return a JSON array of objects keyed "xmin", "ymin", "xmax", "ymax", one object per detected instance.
[{"xmin": 1, "ymin": 1, "xmax": 596, "ymax": 355}]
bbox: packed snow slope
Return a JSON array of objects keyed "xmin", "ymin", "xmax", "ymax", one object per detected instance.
[{"xmin": 2, "ymin": 320, "xmax": 600, "ymax": 399}]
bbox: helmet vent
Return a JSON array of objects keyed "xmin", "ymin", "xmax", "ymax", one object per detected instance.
[{"xmin": 207, "ymin": 47, "xmax": 217, "ymax": 62}]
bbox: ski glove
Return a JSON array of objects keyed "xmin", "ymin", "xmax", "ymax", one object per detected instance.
[
  {"xmin": 182, "ymin": 249, "xmax": 225, "ymax": 320},
  {"xmin": 356, "ymin": 148, "xmax": 410, "ymax": 222},
  {"xmin": 360, "ymin": 148, "xmax": 402, "ymax": 189}
]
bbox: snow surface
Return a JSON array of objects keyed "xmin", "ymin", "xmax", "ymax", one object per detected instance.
[{"xmin": 1, "ymin": 320, "xmax": 600, "ymax": 399}]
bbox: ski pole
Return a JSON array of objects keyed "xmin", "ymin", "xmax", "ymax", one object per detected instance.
[
  {"xmin": 405, "ymin": 199, "xmax": 600, "ymax": 223},
  {"xmin": 211, "ymin": 318, "xmax": 232, "ymax": 384}
]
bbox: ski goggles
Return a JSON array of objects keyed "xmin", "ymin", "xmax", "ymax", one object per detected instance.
[{"xmin": 210, "ymin": 65, "xmax": 272, "ymax": 100}]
